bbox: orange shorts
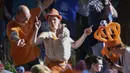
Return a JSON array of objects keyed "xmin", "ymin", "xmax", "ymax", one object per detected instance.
[{"xmin": 44, "ymin": 57, "xmax": 67, "ymax": 73}]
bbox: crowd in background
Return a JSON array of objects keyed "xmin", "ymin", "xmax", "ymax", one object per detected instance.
[{"xmin": 1, "ymin": 0, "xmax": 130, "ymax": 73}]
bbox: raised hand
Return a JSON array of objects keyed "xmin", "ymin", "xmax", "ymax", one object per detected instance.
[
  {"xmin": 35, "ymin": 16, "xmax": 41, "ymax": 30},
  {"xmin": 84, "ymin": 25, "xmax": 93, "ymax": 36}
]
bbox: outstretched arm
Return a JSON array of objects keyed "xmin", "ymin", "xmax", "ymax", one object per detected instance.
[{"xmin": 71, "ymin": 25, "xmax": 93, "ymax": 49}]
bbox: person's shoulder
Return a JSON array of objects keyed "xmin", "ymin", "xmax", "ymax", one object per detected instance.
[
  {"xmin": 7, "ymin": 20, "xmax": 16, "ymax": 26},
  {"xmin": 63, "ymin": 24, "xmax": 69, "ymax": 31},
  {"xmin": 7, "ymin": 20, "xmax": 18, "ymax": 29},
  {"xmin": 63, "ymin": 25, "xmax": 70, "ymax": 36}
]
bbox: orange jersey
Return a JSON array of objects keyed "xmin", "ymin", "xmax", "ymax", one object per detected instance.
[{"xmin": 6, "ymin": 7, "xmax": 41, "ymax": 66}]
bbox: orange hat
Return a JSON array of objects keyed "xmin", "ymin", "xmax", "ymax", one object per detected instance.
[
  {"xmin": 45, "ymin": 8, "xmax": 62, "ymax": 20},
  {"xmin": 94, "ymin": 22, "xmax": 122, "ymax": 48},
  {"xmin": 94, "ymin": 22, "xmax": 122, "ymax": 62},
  {"xmin": 101, "ymin": 46, "xmax": 119, "ymax": 62},
  {"xmin": 101, "ymin": 38, "xmax": 122, "ymax": 62}
]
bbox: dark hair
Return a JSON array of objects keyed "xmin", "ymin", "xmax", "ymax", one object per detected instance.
[{"xmin": 84, "ymin": 55, "xmax": 103, "ymax": 69}]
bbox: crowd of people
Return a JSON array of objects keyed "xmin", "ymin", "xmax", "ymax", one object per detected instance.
[{"xmin": 0, "ymin": 0, "xmax": 130, "ymax": 73}]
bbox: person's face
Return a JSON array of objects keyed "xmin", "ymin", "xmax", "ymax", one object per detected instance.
[
  {"xmin": 92, "ymin": 60, "xmax": 103, "ymax": 72},
  {"xmin": 48, "ymin": 16, "xmax": 60, "ymax": 31},
  {"xmin": 109, "ymin": 44, "xmax": 122, "ymax": 55},
  {"xmin": 17, "ymin": 10, "xmax": 31, "ymax": 25}
]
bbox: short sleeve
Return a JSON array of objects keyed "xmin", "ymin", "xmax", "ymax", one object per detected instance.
[
  {"xmin": 6, "ymin": 22, "xmax": 19, "ymax": 40},
  {"xmin": 63, "ymin": 27, "xmax": 74, "ymax": 42}
]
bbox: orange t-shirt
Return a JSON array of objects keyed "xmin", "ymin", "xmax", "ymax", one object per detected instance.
[{"xmin": 6, "ymin": 7, "xmax": 41, "ymax": 66}]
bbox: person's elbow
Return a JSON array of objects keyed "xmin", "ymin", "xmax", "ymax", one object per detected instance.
[{"xmin": 71, "ymin": 42, "xmax": 79, "ymax": 49}]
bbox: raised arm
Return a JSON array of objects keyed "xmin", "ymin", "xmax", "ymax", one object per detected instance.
[
  {"xmin": 32, "ymin": 16, "xmax": 43, "ymax": 45},
  {"xmin": 36, "ymin": 0, "xmax": 54, "ymax": 17},
  {"xmin": 71, "ymin": 25, "xmax": 93, "ymax": 49}
]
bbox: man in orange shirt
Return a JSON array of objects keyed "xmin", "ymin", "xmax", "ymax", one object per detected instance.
[{"xmin": 6, "ymin": 5, "xmax": 42, "ymax": 71}]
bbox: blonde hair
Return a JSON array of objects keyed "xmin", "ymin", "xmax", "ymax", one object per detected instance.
[{"xmin": 30, "ymin": 64, "xmax": 51, "ymax": 73}]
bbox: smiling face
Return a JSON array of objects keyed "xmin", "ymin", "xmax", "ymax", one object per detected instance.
[
  {"xmin": 92, "ymin": 59, "xmax": 103, "ymax": 72},
  {"xmin": 48, "ymin": 15, "xmax": 60, "ymax": 32}
]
